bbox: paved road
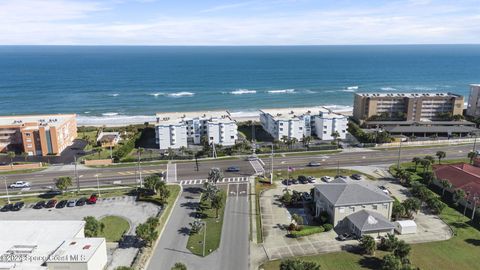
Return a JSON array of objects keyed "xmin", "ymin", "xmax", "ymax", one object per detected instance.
[
  {"xmin": 1, "ymin": 144, "xmax": 474, "ymax": 192},
  {"xmin": 147, "ymin": 183, "xmax": 249, "ymax": 270}
]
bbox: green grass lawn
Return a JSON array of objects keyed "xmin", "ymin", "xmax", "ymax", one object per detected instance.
[
  {"xmin": 187, "ymin": 191, "xmax": 227, "ymax": 256},
  {"xmin": 261, "ymin": 204, "xmax": 480, "ymax": 270},
  {"xmin": 153, "ymin": 185, "xmax": 181, "ymax": 236},
  {"xmin": 0, "ymin": 167, "xmax": 47, "ymax": 175},
  {"xmin": 100, "ymin": 215, "xmax": 130, "ymax": 242},
  {"xmin": 273, "ymin": 168, "xmax": 375, "ymax": 181}
]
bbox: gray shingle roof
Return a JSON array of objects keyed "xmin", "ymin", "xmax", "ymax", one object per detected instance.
[
  {"xmin": 315, "ymin": 182, "xmax": 393, "ymax": 206},
  {"xmin": 347, "ymin": 210, "xmax": 394, "ymax": 233}
]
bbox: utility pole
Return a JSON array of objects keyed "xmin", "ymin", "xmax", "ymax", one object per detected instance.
[
  {"xmin": 95, "ymin": 173, "xmax": 101, "ymax": 197},
  {"xmin": 396, "ymin": 139, "xmax": 403, "ymax": 170},
  {"xmin": 202, "ymin": 221, "xmax": 207, "ymax": 257},
  {"xmin": 270, "ymin": 143, "xmax": 274, "ymax": 184},
  {"xmin": 74, "ymin": 155, "xmax": 79, "ymax": 193},
  {"xmin": 138, "ymin": 153, "xmax": 143, "ymax": 188},
  {"xmin": 472, "ymin": 132, "xmax": 478, "ymax": 154},
  {"xmin": 2, "ymin": 176, "xmax": 10, "ymax": 204}
]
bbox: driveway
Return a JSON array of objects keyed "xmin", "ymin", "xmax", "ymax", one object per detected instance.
[{"xmin": 147, "ymin": 183, "xmax": 250, "ymax": 270}]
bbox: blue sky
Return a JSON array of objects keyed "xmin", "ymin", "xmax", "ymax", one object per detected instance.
[{"xmin": 0, "ymin": 0, "xmax": 479, "ymax": 45}]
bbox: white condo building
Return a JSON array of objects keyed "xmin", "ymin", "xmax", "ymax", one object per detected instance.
[
  {"xmin": 467, "ymin": 84, "xmax": 480, "ymax": 117},
  {"xmin": 155, "ymin": 111, "xmax": 238, "ymax": 150},
  {"xmin": 260, "ymin": 108, "xmax": 347, "ymax": 141}
]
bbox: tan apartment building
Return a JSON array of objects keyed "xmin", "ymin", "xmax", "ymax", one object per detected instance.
[
  {"xmin": 0, "ymin": 114, "xmax": 77, "ymax": 156},
  {"xmin": 353, "ymin": 92, "xmax": 464, "ymax": 122}
]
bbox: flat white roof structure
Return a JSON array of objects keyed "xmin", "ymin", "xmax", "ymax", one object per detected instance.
[
  {"xmin": 156, "ymin": 110, "xmax": 232, "ymax": 123},
  {"xmin": 47, "ymin": 238, "xmax": 106, "ymax": 263},
  {"xmin": 0, "ymin": 220, "xmax": 107, "ymax": 270},
  {"xmin": 0, "ymin": 114, "xmax": 76, "ymax": 127},
  {"xmin": 259, "ymin": 107, "xmax": 328, "ymax": 121},
  {"xmin": 356, "ymin": 92, "xmax": 461, "ymax": 98},
  {"xmin": 394, "ymin": 220, "xmax": 417, "ymax": 235}
]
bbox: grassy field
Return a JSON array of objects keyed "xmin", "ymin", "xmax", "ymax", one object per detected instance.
[
  {"xmin": 261, "ymin": 200, "xmax": 480, "ymax": 270},
  {"xmin": 0, "ymin": 167, "xmax": 47, "ymax": 175},
  {"xmin": 100, "ymin": 215, "xmax": 130, "ymax": 242},
  {"xmin": 187, "ymin": 191, "xmax": 227, "ymax": 256},
  {"xmin": 273, "ymin": 168, "xmax": 375, "ymax": 181}
]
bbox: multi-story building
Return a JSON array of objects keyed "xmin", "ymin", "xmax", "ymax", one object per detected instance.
[
  {"xmin": 155, "ymin": 111, "xmax": 238, "ymax": 150},
  {"xmin": 259, "ymin": 108, "xmax": 347, "ymax": 141},
  {"xmin": 466, "ymin": 84, "xmax": 480, "ymax": 117},
  {"xmin": 353, "ymin": 93, "xmax": 464, "ymax": 122},
  {"xmin": 0, "ymin": 114, "xmax": 77, "ymax": 156}
]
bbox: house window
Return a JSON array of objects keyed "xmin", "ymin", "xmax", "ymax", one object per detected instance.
[
  {"xmin": 231, "ymin": 136, "xmax": 234, "ymax": 139},
  {"xmin": 383, "ymin": 203, "xmax": 388, "ymax": 209},
  {"xmin": 25, "ymin": 133, "xmax": 31, "ymax": 136},
  {"xmin": 339, "ymin": 207, "xmax": 345, "ymax": 213},
  {"xmin": 279, "ymin": 128, "xmax": 283, "ymax": 131},
  {"xmin": 372, "ymin": 205, "xmax": 378, "ymax": 210},
  {"xmin": 350, "ymin": 206, "xmax": 355, "ymax": 212}
]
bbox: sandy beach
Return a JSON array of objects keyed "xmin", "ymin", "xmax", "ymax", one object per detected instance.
[{"xmin": 77, "ymin": 105, "xmax": 353, "ymax": 127}]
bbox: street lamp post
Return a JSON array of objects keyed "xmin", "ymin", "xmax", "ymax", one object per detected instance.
[
  {"xmin": 396, "ymin": 139, "xmax": 403, "ymax": 170},
  {"xmin": 202, "ymin": 221, "xmax": 207, "ymax": 257},
  {"xmin": 270, "ymin": 143, "xmax": 274, "ymax": 184},
  {"xmin": 2, "ymin": 176, "xmax": 10, "ymax": 204},
  {"xmin": 94, "ymin": 174, "xmax": 101, "ymax": 197},
  {"xmin": 74, "ymin": 155, "xmax": 80, "ymax": 193}
]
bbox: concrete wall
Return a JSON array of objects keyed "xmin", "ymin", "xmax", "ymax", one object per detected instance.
[
  {"xmin": 83, "ymin": 159, "xmax": 113, "ymax": 166},
  {"xmin": 0, "ymin": 162, "xmax": 43, "ymax": 171}
]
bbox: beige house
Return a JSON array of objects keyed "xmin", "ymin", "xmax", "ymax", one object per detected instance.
[
  {"xmin": 96, "ymin": 131, "xmax": 121, "ymax": 148},
  {"xmin": 314, "ymin": 179, "xmax": 394, "ymax": 236}
]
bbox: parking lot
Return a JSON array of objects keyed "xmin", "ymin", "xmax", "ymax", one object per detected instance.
[{"xmin": 1, "ymin": 195, "xmax": 162, "ymax": 269}]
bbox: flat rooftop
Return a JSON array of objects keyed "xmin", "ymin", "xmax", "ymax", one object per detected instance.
[
  {"xmin": 260, "ymin": 106, "xmax": 329, "ymax": 120},
  {"xmin": 356, "ymin": 92, "xmax": 461, "ymax": 98},
  {"xmin": 47, "ymin": 238, "xmax": 105, "ymax": 263},
  {"xmin": 0, "ymin": 114, "xmax": 76, "ymax": 127},
  {"xmin": 156, "ymin": 110, "xmax": 232, "ymax": 123},
  {"xmin": 0, "ymin": 220, "xmax": 85, "ymax": 268}
]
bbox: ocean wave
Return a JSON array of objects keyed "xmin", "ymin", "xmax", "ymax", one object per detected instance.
[
  {"xmin": 323, "ymin": 105, "xmax": 353, "ymax": 112},
  {"xmin": 108, "ymin": 93, "xmax": 120, "ymax": 97},
  {"xmin": 267, "ymin": 89, "xmax": 295, "ymax": 94},
  {"xmin": 149, "ymin": 92, "xmax": 165, "ymax": 97},
  {"xmin": 230, "ymin": 89, "xmax": 257, "ymax": 95},
  {"xmin": 341, "ymin": 89, "xmax": 356, "ymax": 93},
  {"xmin": 380, "ymin": 87, "xmax": 397, "ymax": 91},
  {"xmin": 167, "ymin": 92, "xmax": 195, "ymax": 97},
  {"xmin": 346, "ymin": 86, "xmax": 359, "ymax": 90},
  {"xmin": 304, "ymin": 89, "xmax": 317, "ymax": 94},
  {"xmin": 102, "ymin": 112, "xmax": 119, "ymax": 116},
  {"xmin": 324, "ymin": 90, "xmax": 336, "ymax": 93}
]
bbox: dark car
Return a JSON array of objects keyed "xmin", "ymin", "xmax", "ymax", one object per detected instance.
[
  {"xmin": 337, "ymin": 233, "xmax": 356, "ymax": 241},
  {"xmin": 87, "ymin": 194, "xmax": 97, "ymax": 205},
  {"xmin": 56, "ymin": 200, "xmax": 68, "ymax": 209},
  {"xmin": 297, "ymin": 175, "xmax": 308, "ymax": 184},
  {"xmin": 12, "ymin": 202, "xmax": 24, "ymax": 211},
  {"xmin": 76, "ymin": 197, "xmax": 87, "ymax": 206},
  {"xmin": 226, "ymin": 166, "xmax": 240, "ymax": 172},
  {"xmin": 335, "ymin": 175, "xmax": 347, "ymax": 179},
  {"xmin": 0, "ymin": 204, "xmax": 13, "ymax": 212},
  {"xmin": 282, "ymin": 179, "xmax": 292, "ymax": 186},
  {"xmin": 351, "ymin": 174, "xmax": 362, "ymax": 180},
  {"xmin": 307, "ymin": 161, "xmax": 321, "ymax": 167},
  {"xmin": 291, "ymin": 178, "xmax": 299, "ymax": 184},
  {"xmin": 33, "ymin": 201, "xmax": 46, "ymax": 209},
  {"xmin": 302, "ymin": 192, "xmax": 312, "ymax": 201},
  {"xmin": 45, "ymin": 199, "xmax": 57, "ymax": 208}
]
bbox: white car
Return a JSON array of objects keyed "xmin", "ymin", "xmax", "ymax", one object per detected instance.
[
  {"xmin": 9, "ymin": 181, "xmax": 31, "ymax": 188},
  {"xmin": 379, "ymin": 186, "xmax": 391, "ymax": 195},
  {"xmin": 245, "ymin": 155, "xmax": 258, "ymax": 161},
  {"xmin": 321, "ymin": 176, "xmax": 332, "ymax": 182}
]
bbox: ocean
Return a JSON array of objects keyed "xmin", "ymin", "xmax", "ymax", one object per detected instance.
[{"xmin": 1, "ymin": 45, "xmax": 480, "ymax": 124}]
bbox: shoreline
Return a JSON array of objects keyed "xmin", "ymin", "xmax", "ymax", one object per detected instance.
[{"xmin": 77, "ymin": 105, "xmax": 353, "ymax": 127}]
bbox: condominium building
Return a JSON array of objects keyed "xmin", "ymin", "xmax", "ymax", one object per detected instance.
[
  {"xmin": 155, "ymin": 111, "xmax": 238, "ymax": 150},
  {"xmin": 0, "ymin": 114, "xmax": 77, "ymax": 156},
  {"xmin": 259, "ymin": 108, "xmax": 347, "ymax": 141},
  {"xmin": 466, "ymin": 84, "xmax": 480, "ymax": 117},
  {"xmin": 353, "ymin": 93, "xmax": 464, "ymax": 122}
]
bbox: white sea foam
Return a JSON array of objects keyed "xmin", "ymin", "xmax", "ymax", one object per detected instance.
[
  {"xmin": 149, "ymin": 92, "xmax": 164, "ymax": 97},
  {"xmin": 380, "ymin": 87, "xmax": 397, "ymax": 91},
  {"xmin": 108, "ymin": 93, "xmax": 119, "ymax": 97},
  {"xmin": 84, "ymin": 111, "xmax": 91, "ymax": 114},
  {"xmin": 346, "ymin": 86, "xmax": 359, "ymax": 90},
  {"xmin": 341, "ymin": 89, "xmax": 356, "ymax": 93},
  {"xmin": 304, "ymin": 89, "xmax": 317, "ymax": 94},
  {"xmin": 102, "ymin": 112, "xmax": 119, "ymax": 116},
  {"xmin": 230, "ymin": 89, "xmax": 257, "ymax": 95},
  {"xmin": 323, "ymin": 105, "xmax": 353, "ymax": 112},
  {"xmin": 167, "ymin": 91, "xmax": 195, "ymax": 97},
  {"xmin": 267, "ymin": 89, "xmax": 295, "ymax": 94}
]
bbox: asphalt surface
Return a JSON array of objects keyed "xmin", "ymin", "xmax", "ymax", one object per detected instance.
[
  {"xmin": 147, "ymin": 183, "xmax": 249, "ymax": 270},
  {"xmin": 1, "ymin": 144, "xmax": 475, "ymax": 193}
]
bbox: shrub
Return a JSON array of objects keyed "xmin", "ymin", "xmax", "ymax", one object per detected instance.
[
  {"xmin": 289, "ymin": 225, "xmax": 324, "ymax": 238},
  {"xmin": 280, "ymin": 259, "xmax": 321, "ymax": 270},
  {"xmin": 319, "ymin": 211, "xmax": 329, "ymax": 224},
  {"xmin": 322, "ymin": 223, "xmax": 333, "ymax": 231}
]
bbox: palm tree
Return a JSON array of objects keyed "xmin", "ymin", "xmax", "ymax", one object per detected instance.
[
  {"xmin": 436, "ymin": 151, "xmax": 446, "ymax": 164},
  {"xmin": 440, "ymin": 179, "xmax": 452, "ymax": 197},
  {"xmin": 412, "ymin": 157, "xmax": 421, "ymax": 171},
  {"xmin": 468, "ymin": 151, "xmax": 478, "ymax": 164},
  {"xmin": 402, "ymin": 198, "xmax": 421, "ymax": 218},
  {"xmin": 6, "ymin": 151, "xmax": 15, "ymax": 164},
  {"xmin": 453, "ymin": 189, "xmax": 466, "ymax": 209},
  {"xmin": 21, "ymin": 152, "xmax": 28, "ymax": 162},
  {"xmin": 424, "ymin": 155, "xmax": 435, "ymax": 165},
  {"xmin": 207, "ymin": 167, "xmax": 223, "ymax": 185},
  {"xmin": 290, "ymin": 137, "xmax": 298, "ymax": 149},
  {"xmin": 420, "ymin": 159, "xmax": 431, "ymax": 173},
  {"xmin": 179, "ymin": 146, "xmax": 187, "ymax": 156},
  {"xmin": 281, "ymin": 136, "xmax": 289, "ymax": 148},
  {"xmin": 302, "ymin": 135, "xmax": 312, "ymax": 147},
  {"xmin": 211, "ymin": 192, "xmax": 224, "ymax": 218},
  {"xmin": 331, "ymin": 131, "xmax": 341, "ymax": 146},
  {"xmin": 359, "ymin": 235, "xmax": 377, "ymax": 255}
]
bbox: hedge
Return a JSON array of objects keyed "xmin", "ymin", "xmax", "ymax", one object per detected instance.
[
  {"xmin": 322, "ymin": 223, "xmax": 333, "ymax": 231},
  {"xmin": 289, "ymin": 225, "xmax": 325, "ymax": 238}
]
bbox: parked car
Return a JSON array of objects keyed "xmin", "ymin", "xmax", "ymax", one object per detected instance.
[
  {"xmin": 307, "ymin": 161, "xmax": 321, "ymax": 167},
  {"xmin": 67, "ymin": 199, "xmax": 76, "ymax": 207},
  {"xmin": 379, "ymin": 186, "xmax": 391, "ymax": 195},
  {"xmin": 45, "ymin": 199, "xmax": 57, "ymax": 208},
  {"xmin": 302, "ymin": 192, "xmax": 312, "ymax": 201},
  {"xmin": 297, "ymin": 175, "xmax": 308, "ymax": 184},
  {"xmin": 291, "ymin": 178, "xmax": 299, "ymax": 184},
  {"xmin": 282, "ymin": 179, "xmax": 292, "ymax": 186},
  {"xmin": 321, "ymin": 176, "xmax": 332, "ymax": 182},
  {"xmin": 76, "ymin": 197, "xmax": 87, "ymax": 207},
  {"xmin": 56, "ymin": 200, "xmax": 68, "ymax": 208},
  {"xmin": 335, "ymin": 175, "xmax": 347, "ymax": 179},
  {"xmin": 337, "ymin": 233, "xmax": 356, "ymax": 241},
  {"xmin": 351, "ymin": 174, "xmax": 362, "ymax": 180},
  {"xmin": 87, "ymin": 194, "xmax": 97, "ymax": 204},
  {"xmin": 9, "ymin": 181, "xmax": 30, "ymax": 189},
  {"xmin": 307, "ymin": 176, "xmax": 316, "ymax": 183},
  {"xmin": 12, "ymin": 202, "xmax": 24, "ymax": 211},
  {"xmin": 0, "ymin": 204, "xmax": 13, "ymax": 212},
  {"xmin": 226, "ymin": 166, "xmax": 240, "ymax": 172},
  {"xmin": 33, "ymin": 201, "xmax": 46, "ymax": 209}
]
